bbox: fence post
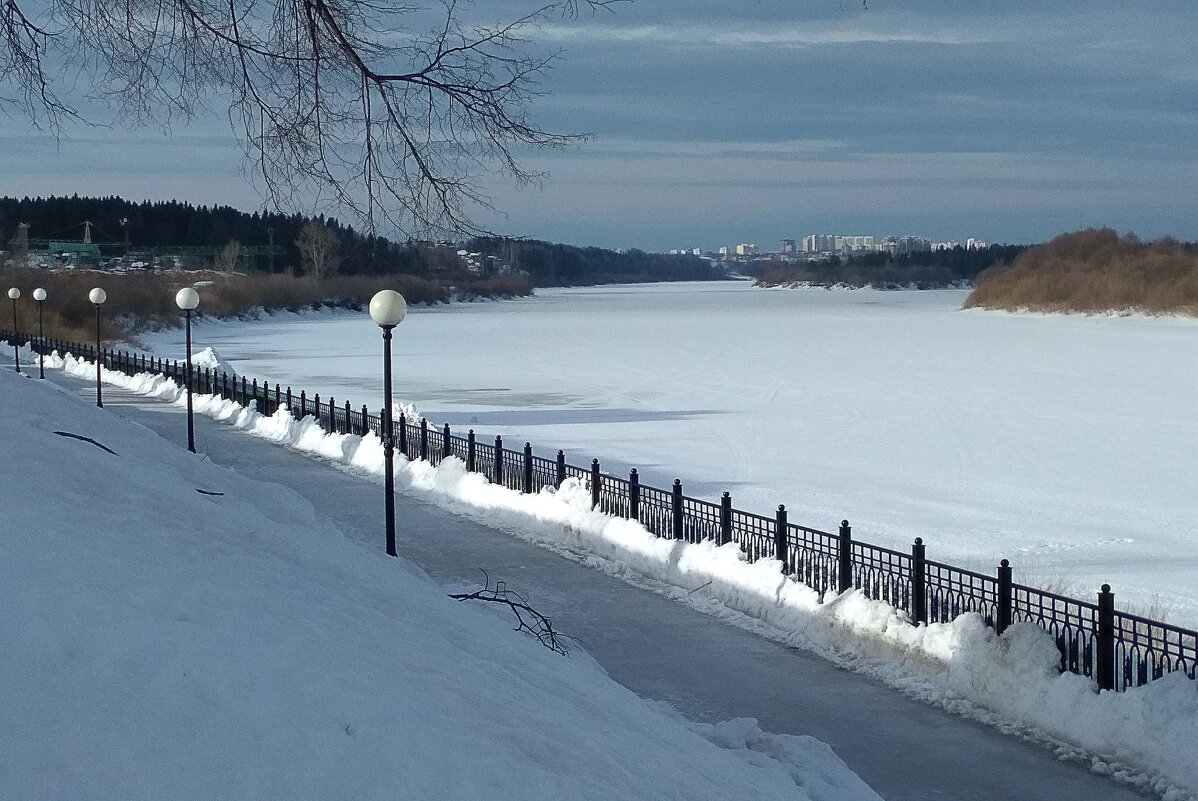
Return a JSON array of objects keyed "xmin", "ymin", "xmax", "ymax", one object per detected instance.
[
  {"xmin": 720, "ymin": 492, "xmax": 732, "ymax": 546},
  {"xmin": 555, "ymin": 450, "xmax": 566, "ymax": 488},
  {"xmin": 286, "ymin": 386, "xmax": 293, "ymax": 413},
  {"xmin": 398, "ymin": 413, "xmax": 407, "ymax": 456},
  {"xmin": 672, "ymin": 479, "xmax": 684, "ymax": 540},
  {"xmin": 997, "ymin": 559, "xmax": 1013, "ymax": 635},
  {"xmin": 494, "ymin": 435, "xmax": 504, "ymax": 484},
  {"xmin": 443, "ymin": 423, "xmax": 451, "ymax": 462},
  {"xmin": 299, "ymin": 389, "xmax": 306, "ymax": 416},
  {"xmin": 838, "ymin": 520, "xmax": 854, "ymax": 593},
  {"xmin": 361, "ymin": 405, "xmax": 369, "ymax": 436},
  {"xmin": 775, "ymin": 504, "xmax": 788, "ymax": 566},
  {"xmin": 419, "ymin": 418, "xmax": 429, "ymax": 461},
  {"xmin": 590, "ymin": 459, "xmax": 601, "ymax": 509},
  {"xmin": 911, "ymin": 537, "xmax": 927, "ymax": 624},
  {"xmin": 1096, "ymin": 584, "xmax": 1115, "ymax": 691},
  {"xmin": 345, "ymin": 401, "xmax": 352, "ymax": 434},
  {"xmin": 467, "ymin": 430, "xmax": 476, "ymax": 472},
  {"xmin": 223, "ymin": 371, "xmax": 230, "ymax": 401},
  {"xmin": 327, "ymin": 396, "xmax": 335, "ymax": 432},
  {"xmin": 523, "ymin": 442, "xmax": 533, "ymax": 493},
  {"xmin": 242, "ymin": 377, "xmax": 249, "ymax": 407},
  {"xmin": 629, "ymin": 469, "xmax": 640, "ymax": 521},
  {"xmin": 252, "ymin": 379, "xmax": 260, "ymax": 413}
]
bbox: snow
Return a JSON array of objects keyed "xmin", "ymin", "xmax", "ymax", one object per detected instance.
[
  {"xmin": 135, "ymin": 282, "xmax": 1198, "ymax": 629},
  {"xmin": 0, "ymin": 362, "xmax": 883, "ymax": 801},
  {"xmin": 17, "ymin": 338, "xmax": 1198, "ymax": 800},
  {"xmin": 191, "ymin": 345, "xmax": 237, "ymax": 376}
]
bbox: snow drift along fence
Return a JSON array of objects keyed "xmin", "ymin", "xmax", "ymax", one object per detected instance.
[{"xmin": 6, "ymin": 329, "xmax": 1196, "ymax": 693}]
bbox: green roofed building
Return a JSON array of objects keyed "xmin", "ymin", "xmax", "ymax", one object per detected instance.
[{"xmin": 49, "ymin": 242, "xmax": 102, "ymax": 257}]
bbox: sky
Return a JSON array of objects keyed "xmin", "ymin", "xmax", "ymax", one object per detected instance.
[{"xmin": 2, "ymin": 0, "xmax": 1197, "ymax": 251}]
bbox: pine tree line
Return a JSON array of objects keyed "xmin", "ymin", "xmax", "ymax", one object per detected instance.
[{"xmin": 0, "ymin": 195, "xmax": 724, "ymax": 285}]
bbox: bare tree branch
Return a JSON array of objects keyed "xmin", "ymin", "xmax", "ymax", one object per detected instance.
[
  {"xmin": 0, "ymin": 0, "xmax": 625, "ymax": 235},
  {"xmin": 450, "ymin": 569, "xmax": 572, "ymax": 656}
]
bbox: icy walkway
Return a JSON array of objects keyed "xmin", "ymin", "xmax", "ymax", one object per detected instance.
[{"xmin": 45, "ymin": 371, "xmax": 1151, "ymax": 801}]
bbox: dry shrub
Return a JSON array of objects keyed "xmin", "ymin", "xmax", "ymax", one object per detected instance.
[
  {"xmin": 0, "ymin": 267, "xmax": 532, "ymax": 344},
  {"xmin": 964, "ymin": 229, "xmax": 1198, "ymax": 315}
]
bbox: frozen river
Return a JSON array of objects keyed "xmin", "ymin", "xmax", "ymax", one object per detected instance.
[{"xmin": 142, "ymin": 281, "xmax": 1198, "ymax": 626}]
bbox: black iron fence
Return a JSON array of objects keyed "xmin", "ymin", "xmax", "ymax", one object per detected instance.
[{"xmin": 5, "ymin": 328, "xmax": 1196, "ymax": 692}]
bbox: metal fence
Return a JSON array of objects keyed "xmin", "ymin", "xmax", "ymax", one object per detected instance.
[{"xmin": 5, "ymin": 328, "xmax": 1195, "ymax": 692}]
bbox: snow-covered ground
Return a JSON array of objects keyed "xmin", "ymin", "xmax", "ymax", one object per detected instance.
[
  {"xmin": 139, "ymin": 281, "xmax": 1198, "ymax": 628},
  {"xmin": 11, "ymin": 342, "xmax": 1196, "ymax": 800},
  {"xmin": 0, "ymin": 362, "xmax": 885, "ymax": 801}
]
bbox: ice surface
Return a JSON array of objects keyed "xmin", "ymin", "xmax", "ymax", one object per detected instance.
[{"xmin": 137, "ymin": 282, "xmax": 1198, "ymax": 626}]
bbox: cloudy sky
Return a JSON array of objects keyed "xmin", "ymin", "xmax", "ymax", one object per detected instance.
[{"xmin": 3, "ymin": 0, "xmax": 1197, "ymax": 251}]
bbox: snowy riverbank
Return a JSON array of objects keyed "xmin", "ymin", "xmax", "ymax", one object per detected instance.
[
  {"xmin": 0, "ymin": 357, "xmax": 884, "ymax": 801},
  {"xmin": 12, "ymin": 343, "xmax": 1196, "ymax": 800}
]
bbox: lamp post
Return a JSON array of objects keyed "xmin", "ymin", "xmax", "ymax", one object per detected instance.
[
  {"xmin": 32, "ymin": 288, "xmax": 46, "ymax": 379},
  {"xmin": 7, "ymin": 287, "xmax": 19, "ymax": 374},
  {"xmin": 89, "ymin": 287, "xmax": 107, "ymax": 407},
  {"xmin": 175, "ymin": 287, "xmax": 200, "ymax": 453},
  {"xmin": 369, "ymin": 289, "xmax": 407, "ymax": 557}
]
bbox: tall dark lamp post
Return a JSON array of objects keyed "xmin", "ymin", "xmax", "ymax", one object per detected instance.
[
  {"xmin": 32, "ymin": 288, "xmax": 46, "ymax": 379},
  {"xmin": 89, "ymin": 287, "xmax": 107, "ymax": 407},
  {"xmin": 369, "ymin": 289, "xmax": 407, "ymax": 557},
  {"xmin": 7, "ymin": 287, "xmax": 19, "ymax": 374},
  {"xmin": 175, "ymin": 287, "xmax": 200, "ymax": 453}
]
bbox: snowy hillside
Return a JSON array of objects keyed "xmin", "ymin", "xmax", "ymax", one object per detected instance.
[{"xmin": 0, "ymin": 366, "xmax": 880, "ymax": 800}]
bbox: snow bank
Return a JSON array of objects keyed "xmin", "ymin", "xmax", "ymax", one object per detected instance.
[
  {"xmin": 1, "ymin": 360, "xmax": 881, "ymax": 801},
  {"xmin": 32, "ymin": 346, "xmax": 1198, "ymax": 800},
  {"xmin": 192, "ymin": 346, "xmax": 237, "ymax": 376}
]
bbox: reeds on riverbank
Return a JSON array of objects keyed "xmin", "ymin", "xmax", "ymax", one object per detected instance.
[
  {"xmin": 964, "ymin": 229, "xmax": 1198, "ymax": 315},
  {"xmin": 0, "ymin": 268, "xmax": 532, "ymax": 343}
]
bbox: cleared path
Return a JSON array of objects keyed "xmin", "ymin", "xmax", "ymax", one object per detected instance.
[{"xmin": 37, "ymin": 368, "xmax": 1152, "ymax": 801}]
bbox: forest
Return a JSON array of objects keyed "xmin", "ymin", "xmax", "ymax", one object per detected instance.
[
  {"xmin": 752, "ymin": 244, "xmax": 1027, "ymax": 289},
  {"xmin": 0, "ymin": 196, "xmax": 722, "ymax": 285}
]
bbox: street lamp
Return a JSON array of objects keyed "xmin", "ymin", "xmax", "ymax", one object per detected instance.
[
  {"xmin": 175, "ymin": 287, "xmax": 200, "ymax": 453},
  {"xmin": 7, "ymin": 287, "xmax": 19, "ymax": 374},
  {"xmin": 369, "ymin": 289, "xmax": 407, "ymax": 557},
  {"xmin": 32, "ymin": 288, "xmax": 46, "ymax": 379},
  {"xmin": 89, "ymin": 287, "xmax": 107, "ymax": 407}
]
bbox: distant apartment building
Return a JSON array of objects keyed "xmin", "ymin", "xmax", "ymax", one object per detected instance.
[
  {"xmin": 718, "ymin": 246, "xmax": 731, "ymax": 257},
  {"xmin": 836, "ymin": 235, "xmax": 875, "ymax": 252},
  {"xmin": 735, "ymin": 243, "xmax": 759, "ymax": 256},
  {"xmin": 896, "ymin": 235, "xmax": 932, "ymax": 255},
  {"xmin": 803, "ymin": 234, "xmax": 873, "ymax": 253},
  {"xmin": 967, "ymin": 238, "xmax": 988, "ymax": 250},
  {"xmin": 802, "ymin": 234, "xmax": 835, "ymax": 253},
  {"xmin": 779, "ymin": 239, "xmax": 796, "ymax": 254}
]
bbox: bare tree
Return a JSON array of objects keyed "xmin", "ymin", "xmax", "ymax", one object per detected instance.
[
  {"xmin": 214, "ymin": 238, "xmax": 241, "ymax": 272},
  {"xmin": 0, "ymin": 0, "xmax": 619, "ymax": 236},
  {"xmin": 295, "ymin": 219, "xmax": 340, "ymax": 277}
]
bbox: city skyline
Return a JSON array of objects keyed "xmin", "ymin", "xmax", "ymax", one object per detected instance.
[{"xmin": 1, "ymin": 1, "xmax": 1195, "ymax": 252}]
